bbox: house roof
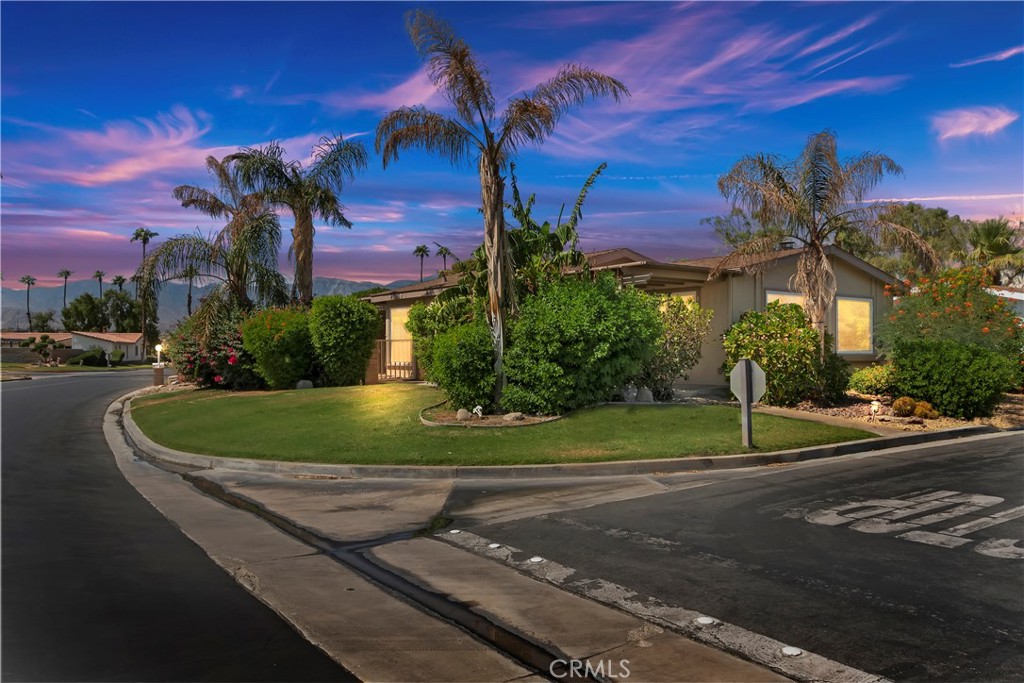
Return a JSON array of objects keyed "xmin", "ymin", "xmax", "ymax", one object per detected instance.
[
  {"xmin": 989, "ymin": 285, "xmax": 1024, "ymax": 301},
  {"xmin": 675, "ymin": 245, "xmax": 898, "ymax": 285},
  {"xmin": 70, "ymin": 331, "xmax": 143, "ymax": 344},
  {"xmin": 362, "ymin": 273, "xmax": 464, "ymax": 304},
  {"xmin": 1, "ymin": 331, "xmax": 73, "ymax": 343}
]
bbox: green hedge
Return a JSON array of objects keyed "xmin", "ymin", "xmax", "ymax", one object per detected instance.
[
  {"xmin": 431, "ymin": 319, "xmax": 497, "ymax": 411},
  {"xmin": 241, "ymin": 307, "xmax": 315, "ymax": 389},
  {"xmin": 309, "ymin": 295, "xmax": 379, "ymax": 386},
  {"xmin": 848, "ymin": 364, "xmax": 896, "ymax": 395},
  {"xmin": 109, "ymin": 349, "xmax": 126, "ymax": 366}
]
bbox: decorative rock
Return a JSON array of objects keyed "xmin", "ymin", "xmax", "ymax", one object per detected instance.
[
  {"xmin": 296, "ymin": 379, "xmax": 314, "ymax": 390},
  {"xmin": 636, "ymin": 386, "xmax": 654, "ymax": 403},
  {"xmin": 622, "ymin": 384, "xmax": 637, "ymax": 403},
  {"xmin": 456, "ymin": 408, "xmax": 472, "ymax": 421},
  {"xmin": 877, "ymin": 415, "xmax": 924, "ymax": 425},
  {"xmin": 503, "ymin": 412, "xmax": 525, "ymax": 422}
]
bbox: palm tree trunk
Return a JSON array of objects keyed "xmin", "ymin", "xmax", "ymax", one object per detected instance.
[
  {"xmin": 187, "ymin": 277, "xmax": 193, "ymax": 316},
  {"xmin": 419, "ymin": 257, "xmax": 424, "ymax": 282},
  {"xmin": 480, "ymin": 154, "xmax": 513, "ymax": 407},
  {"xmin": 293, "ymin": 209, "xmax": 315, "ymax": 305},
  {"xmin": 26, "ymin": 288, "xmax": 31, "ymax": 331},
  {"xmin": 62, "ymin": 280, "xmax": 68, "ymax": 311}
]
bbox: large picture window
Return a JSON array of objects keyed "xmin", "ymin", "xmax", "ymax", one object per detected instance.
[{"xmin": 836, "ymin": 297, "xmax": 873, "ymax": 353}]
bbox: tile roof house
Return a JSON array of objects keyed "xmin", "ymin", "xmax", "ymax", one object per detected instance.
[
  {"xmin": 1, "ymin": 331, "xmax": 73, "ymax": 347},
  {"xmin": 363, "ymin": 245, "xmax": 897, "ymax": 385},
  {"xmin": 69, "ymin": 331, "xmax": 145, "ymax": 361}
]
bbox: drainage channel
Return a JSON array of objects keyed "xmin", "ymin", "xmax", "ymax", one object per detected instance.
[{"xmin": 183, "ymin": 473, "xmax": 602, "ymax": 683}]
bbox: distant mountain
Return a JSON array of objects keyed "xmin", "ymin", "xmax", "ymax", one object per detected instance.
[{"xmin": 0, "ymin": 277, "xmax": 418, "ymax": 331}]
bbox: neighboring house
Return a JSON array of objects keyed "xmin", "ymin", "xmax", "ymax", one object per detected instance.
[
  {"xmin": 69, "ymin": 331, "xmax": 145, "ymax": 362},
  {"xmin": 988, "ymin": 286, "xmax": 1024, "ymax": 318},
  {"xmin": 363, "ymin": 245, "xmax": 896, "ymax": 385},
  {"xmin": 1, "ymin": 331, "xmax": 73, "ymax": 348}
]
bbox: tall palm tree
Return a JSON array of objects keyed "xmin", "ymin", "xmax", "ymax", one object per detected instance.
[
  {"xmin": 143, "ymin": 155, "xmax": 287, "ymax": 336},
  {"xmin": 57, "ymin": 269, "xmax": 73, "ymax": 310},
  {"xmin": 111, "ymin": 275, "xmax": 127, "ymax": 292},
  {"xmin": 179, "ymin": 264, "xmax": 200, "ymax": 316},
  {"xmin": 19, "ymin": 275, "xmax": 36, "ymax": 330},
  {"xmin": 131, "ymin": 228, "xmax": 159, "ymax": 298},
  {"xmin": 433, "ymin": 243, "xmax": 455, "ymax": 271},
  {"xmin": 952, "ymin": 217, "xmax": 1024, "ymax": 285},
  {"xmin": 227, "ymin": 135, "xmax": 368, "ymax": 305},
  {"xmin": 413, "ymin": 244, "xmax": 431, "ymax": 282},
  {"xmin": 93, "ymin": 270, "xmax": 105, "ymax": 298},
  {"xmin": 715, "ymin": 130, "xmax": 937, "ymax": 356},
  {"xmin": 376, "ymin": 10, "xmax": 628, "ymax": 402}
]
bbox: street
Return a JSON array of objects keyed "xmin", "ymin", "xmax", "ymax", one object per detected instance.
[
  {"xmin": 1, "ymin": 372, "xmax": 352, "ymax": 682},
  {"xmin": 455, "ymin": 433, "xmax": 1024, "ymax": 682}
]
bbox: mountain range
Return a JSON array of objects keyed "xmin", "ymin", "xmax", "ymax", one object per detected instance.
[{"xmin": 0, "ymin": 276, "xmax": 417, "ymax": 332}]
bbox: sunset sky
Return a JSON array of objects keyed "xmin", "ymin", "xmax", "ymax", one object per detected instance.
[{"xmin": 2, "ymin": 1, "xmax": 1022, "ymax": 288}]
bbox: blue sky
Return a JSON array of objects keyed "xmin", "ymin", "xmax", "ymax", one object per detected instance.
[{"xmin": 2, "ymin": 1, "xmax": 1022, "ymax": 287}]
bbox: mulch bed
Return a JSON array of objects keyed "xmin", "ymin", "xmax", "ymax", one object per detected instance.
[{"xmin": 791, "ymin": 392, "xmax": 1024, "ymax": 431}]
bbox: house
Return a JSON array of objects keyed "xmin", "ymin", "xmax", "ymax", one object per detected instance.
[
  {"xmin": 363, "ymin": 245, "xmax": 896, "ymax": 385},
  {"xmin": 988, "ymin": 285, "xmax": 1024, "ymax": 318},
  {"xmin": 69, "ymin": 331, "xmax": 145, "ymax": 362},
  {"xmin": 1, "ymin": 331, "xmax": 73, "ymax": 348}
]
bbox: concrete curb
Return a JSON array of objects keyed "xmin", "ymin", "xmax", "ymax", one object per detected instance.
[{"xmin": 120, "ymin": 388, "xmax": 1000, "ymax": 479}]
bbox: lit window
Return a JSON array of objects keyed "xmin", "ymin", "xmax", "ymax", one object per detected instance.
[
  {"xmin": 671, "ymin": 291, "xmax": 697, "ymax": 301},
  {"xmin": 766, "ymin": 291, "xmax": 804, "ymax": 308},
  {"xmin": 837, "ymin": 297, "xmax": 873, "ymax": 353}
]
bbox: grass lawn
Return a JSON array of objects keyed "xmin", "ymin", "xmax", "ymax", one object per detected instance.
[
  {"xmin": 130, "ymin": 384, "xmax": 874, "ymax": 466},
  {"xmin": 0, "ymin": 362, "xmax": 152, "ymax": 374}
]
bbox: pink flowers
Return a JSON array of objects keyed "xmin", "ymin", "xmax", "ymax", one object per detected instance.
[
  {"xmin": 214, "ymin": 375, "xmax": 224, "ymax": 384},
  {"xmin": 228, "ymin": 355, "xmax": 238, "ymax": 365}
]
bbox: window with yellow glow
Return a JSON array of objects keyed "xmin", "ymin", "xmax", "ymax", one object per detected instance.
[
  {"xmin": 836, "ymin": 297, "xmax": 873, "ymax": 353},
  {"xmin": 671, "ymin": 291, "xmax": 697, "ymax": 301},
  {"xmin": 766, "ymin": 291, "xmax": 804, "ymax": 308}
]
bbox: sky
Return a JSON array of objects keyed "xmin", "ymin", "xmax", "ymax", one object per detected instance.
[{"xmin": 2, "ymin": 1, "xmax": 1022, "ymax": 288}]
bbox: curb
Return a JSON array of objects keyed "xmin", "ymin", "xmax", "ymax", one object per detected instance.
[{"xmin": 119, "ymin": 388, "xmax": 1002, "ymax": 479}]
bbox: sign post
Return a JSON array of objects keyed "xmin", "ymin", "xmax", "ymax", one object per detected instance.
[{"xmin": 730, "ymin": 359, "xmax": 766, "ymax": 448}]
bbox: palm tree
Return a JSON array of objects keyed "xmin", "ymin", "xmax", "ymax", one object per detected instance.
[
  {"xmin": 952, "ymin": 217, "xmax": 1024, "ymax": 285},
  {"xmin": 131, "ymin": 228, "xmax": 159, "ymax": 298},
  {"xmin": 433, "ymin": 243, "xmax": 455, "ymax": 271},
  {"xmin": 19, "ymin": 275, "xmax": 36, "ymax": 330},
  {"xmin": 144, "ymin": 155, "xmax": 287, "ymax": 335},
  {"xmin": 111, "ymin": 275, "xmax": 127, "ymax": 292},
  {"xmin": 93, "ymin": 270, "xmax": 105, "ymax": 298},
  {"xmin": 57, "ymin": 269, "xmax": 73, "ymax": 310},
  {"xmin": 413, "ymin": 244, "xmax": 431, "ymax": 282},
  {"xmin": 227, "ymin": 135, "xmax": 368, "ymax": 305},
  {"xmin": 376, "ymin": 10, "xmax": 628, "ymax": 402},
  {"xmin": 715, "ymin": 130, "xmax": 937, "ymax": 357},
  {"xmin": 179, "ymin": 264, "xmax": 200, "ymax": 316}
]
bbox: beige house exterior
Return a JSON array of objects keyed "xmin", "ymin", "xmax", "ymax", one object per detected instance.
[
  {"xmin": 364, "ymin": 245, "xmax": 896, "ymax": 386},
  {"xmin": 69, "ymin": 331, "xmax": 145, "ymax": 362}
]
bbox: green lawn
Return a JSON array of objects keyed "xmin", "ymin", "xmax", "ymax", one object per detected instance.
[
  {"xmin": 129, "ymin": 384, "xmax": 874, "ymax": 466},
  {"xmin": 0, "ymin": 362, "xmax": 152, "ymax": 374}
]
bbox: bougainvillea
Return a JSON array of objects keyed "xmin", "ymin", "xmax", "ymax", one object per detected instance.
[{"xmin": 164, "ymin": 308, "xmax": 263, "ymax": 390}]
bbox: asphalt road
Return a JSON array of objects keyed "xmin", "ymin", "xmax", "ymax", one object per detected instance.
[
  {"xmin": 1, "ymin": 372, "xmax": 353, "ymax": 682},
  {"xmin": 465, "ymin": 433, "xmax": 1024, "ymax": 682}
]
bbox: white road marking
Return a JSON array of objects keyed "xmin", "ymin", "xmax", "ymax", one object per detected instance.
[{"xmin": 975, "ymin": 538, "xmax": 1024, "ymax": 560}]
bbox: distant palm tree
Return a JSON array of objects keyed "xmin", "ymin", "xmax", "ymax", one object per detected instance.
[
  {"xmin": 376, "ymin": 10, "xmax": 628, "ymax": 402},
  {"xmin": 19, "ymin": 275, "xmax": 36, "ymax": 330},
  {"xmin": 227, "ymin": 135, "xmax": 368, "ymax": 305},
  {"xmin": 131, "ymin": 228, "xmax": 159, "ymax": 295},
  {"xmin": 715, "ymin": 130, "xmax": 936, "ymax": 357},
  {"xmin": 433, "ymin": 243, "xmax": 455, "ymax": 271},
  {"xmin": 179, "ymin": 264, "xmax": 200, "ymax": 316},
  {"xmin": 131, "ymin": 227, "xmax": 159, "ymax": 353},
  {"xmin": 952, "ymin": 217, "xmax": 1024, "ymax": 285},
  {"xmin": 57, "ymin": 269, "xmax": 73, "ymax": 310},
  {"xmin": 93, "ymin": 270, "xmax": 106, "ymax": 298},
  {"xmin": 413, "ymin": 244, "xmax": 431, "ymax": 282},
  {"xmin": 111, "ymin": 275, "xmax": 127, "ymax": 292}
]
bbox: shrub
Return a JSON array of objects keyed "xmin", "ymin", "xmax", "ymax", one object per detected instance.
[
  {"xmin": 502, "ymin": 275, "xmax": 662, "ymax": 415},
  {"xmin": 722, "ymin": 301, "xmax": 849, "ymax": 407},
  {"xmin": 892, "ymin": 396, "xmax": 916, "ymax": 417},
  {"xmin": 109, "ymin": 349, "xmax": 125, "ymax": 366},
  {"xmin": 891, "ymin": 339, "xmax": 1014, "ymax": 419},
  {"xmin": 69, "ymin": 347, "xmax": 106, "ymax": 367},
  {"xmin": 634, "ymin": 296, "xmax": 714, "ymax": 400},
  {"xmin": 406, "ymin": 296, "xmax": 473, "ymax": 380},
  {"xmin": 431, "ymin": 319, "xmax": 497, "ymax": 411},
  {"xmin": 913, "ymin": 401, "xmax": 938, "ymax": 419},
  {"xmin": 848, "ymin": 364, "xmax": 897, "ymax": 396},
  {"xmin": 241, "ymin": 307, "xmax": 315, "ymax": 389},
  {"xmin": 164, "ymin": 308, "xmax": 263, "ymax": 390},
  {"xmin": 309, "ymin": 295, "xmax": 380, "ymax": 386}
]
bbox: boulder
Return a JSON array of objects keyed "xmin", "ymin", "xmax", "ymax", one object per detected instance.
[
  {"xmin": 456, "ymin": 408, "xmax": 472, "ymax": 421},
  {"xmin": 636, "ymin": 387, "xmax": 654, "ymax": 403},
  {"xmin": 296, "ymin": 380, "xmax": 314, "ymax": 390},
  {"xmin": 502, "ymin": 412, "xmax": 525, "ymax": 422}
]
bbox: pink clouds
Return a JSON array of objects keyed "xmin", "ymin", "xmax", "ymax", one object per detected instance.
[
  {"xmin": 276, "ymin": 69, "xmax": 442, "ymax": 114},
  {"xmin": 950, "ymin": 45, "xmax": 1024, "ymax": 68},
  {"xmin": 932, "ymin": 106, "xmax": 1020, "ymax": 141}
]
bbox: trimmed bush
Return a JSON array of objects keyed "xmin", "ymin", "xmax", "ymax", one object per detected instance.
[
  {"xmin": 164, "ymin": 308, "xmax": 263, "ymax": 390},
  {"xmin": 109, "ymin": 349, "xmax": 126, "ymax": 366},
  {"xmin": 892, "ymin": 396, "xmax": 916, "ymax": 417},
  {"xmin": 891, "ymin": 339, "xmax": 1014, "ymax": 419},
  {"xmin": 502, "ymin": 275, "xmax": 662, "ymax": 415},
  {"xmin": 849, "ymin": 364, "xmax": 897, "ymax": 396},
  {"xmin": 69, "ymin": 347, "xmax": 106, "ymax": 367},
  {"xmin": 309, "ymin": 295, "xmax": 380, "ymax": 386},
  {"xmin": 722, "ymin": 301, "xmax": 849, "ymax": 407},
  {"xmin": 241, "ymin": 307, "xmax": 315, "ymax": 389},
  {"xmin": 406, "ymin": 296, "xmax": 473, "ymax": 381},
  {"xmin": 634, "ymin": 296, "xmax": 714, "ymax": 400},
  {"xmin": 431, "ymin": 319, "xmax": 497, "ymax": 411}
]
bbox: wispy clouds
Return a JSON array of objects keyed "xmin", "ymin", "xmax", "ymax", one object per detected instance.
[
  {"xmin": 932, "ymin": 106, "xmax": 1020, "ymax": 141},
  {"xmin": 950, "ymin": 45, "xmax": 1024, "ymax": 68}
]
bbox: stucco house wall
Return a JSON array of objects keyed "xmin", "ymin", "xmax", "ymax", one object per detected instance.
[{"xmin": 69, "ymin": 332, "xmax": 144, "ymax": 361}]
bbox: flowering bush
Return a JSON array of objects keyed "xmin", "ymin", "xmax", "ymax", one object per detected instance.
[
  {"xmin": 241, "ymin": 307, "xmax": 316, "ymax": 389},
  {"xmin": 722, "ymin": 301, "xmax": 849, "ymax": 406},
  {"xmin": 164, "ymin": 308, "xmax": 263, "ymax": 390}
]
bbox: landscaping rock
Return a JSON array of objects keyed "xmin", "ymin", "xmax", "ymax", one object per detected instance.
[
  {"xmin": 877, "ymin": 414, "xmax": 924, "ymax": 425},
  {"xmin": 621, "ymin": 385, "xmax": 637, "ymax": 403},
  {"xmin": 296, "ymin": 380, "xmax": 314, "ymax": 390},
  {"xmin": 502, "ymin": 412, "xmax": 525, "ymax": 422},
  {"xmin": 636, "ymin": 387, "xmax": 654, "ymax": 403},
  {"xmin": 456, "ymin": 408, "xmax": 472, "ymax": 422}
]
